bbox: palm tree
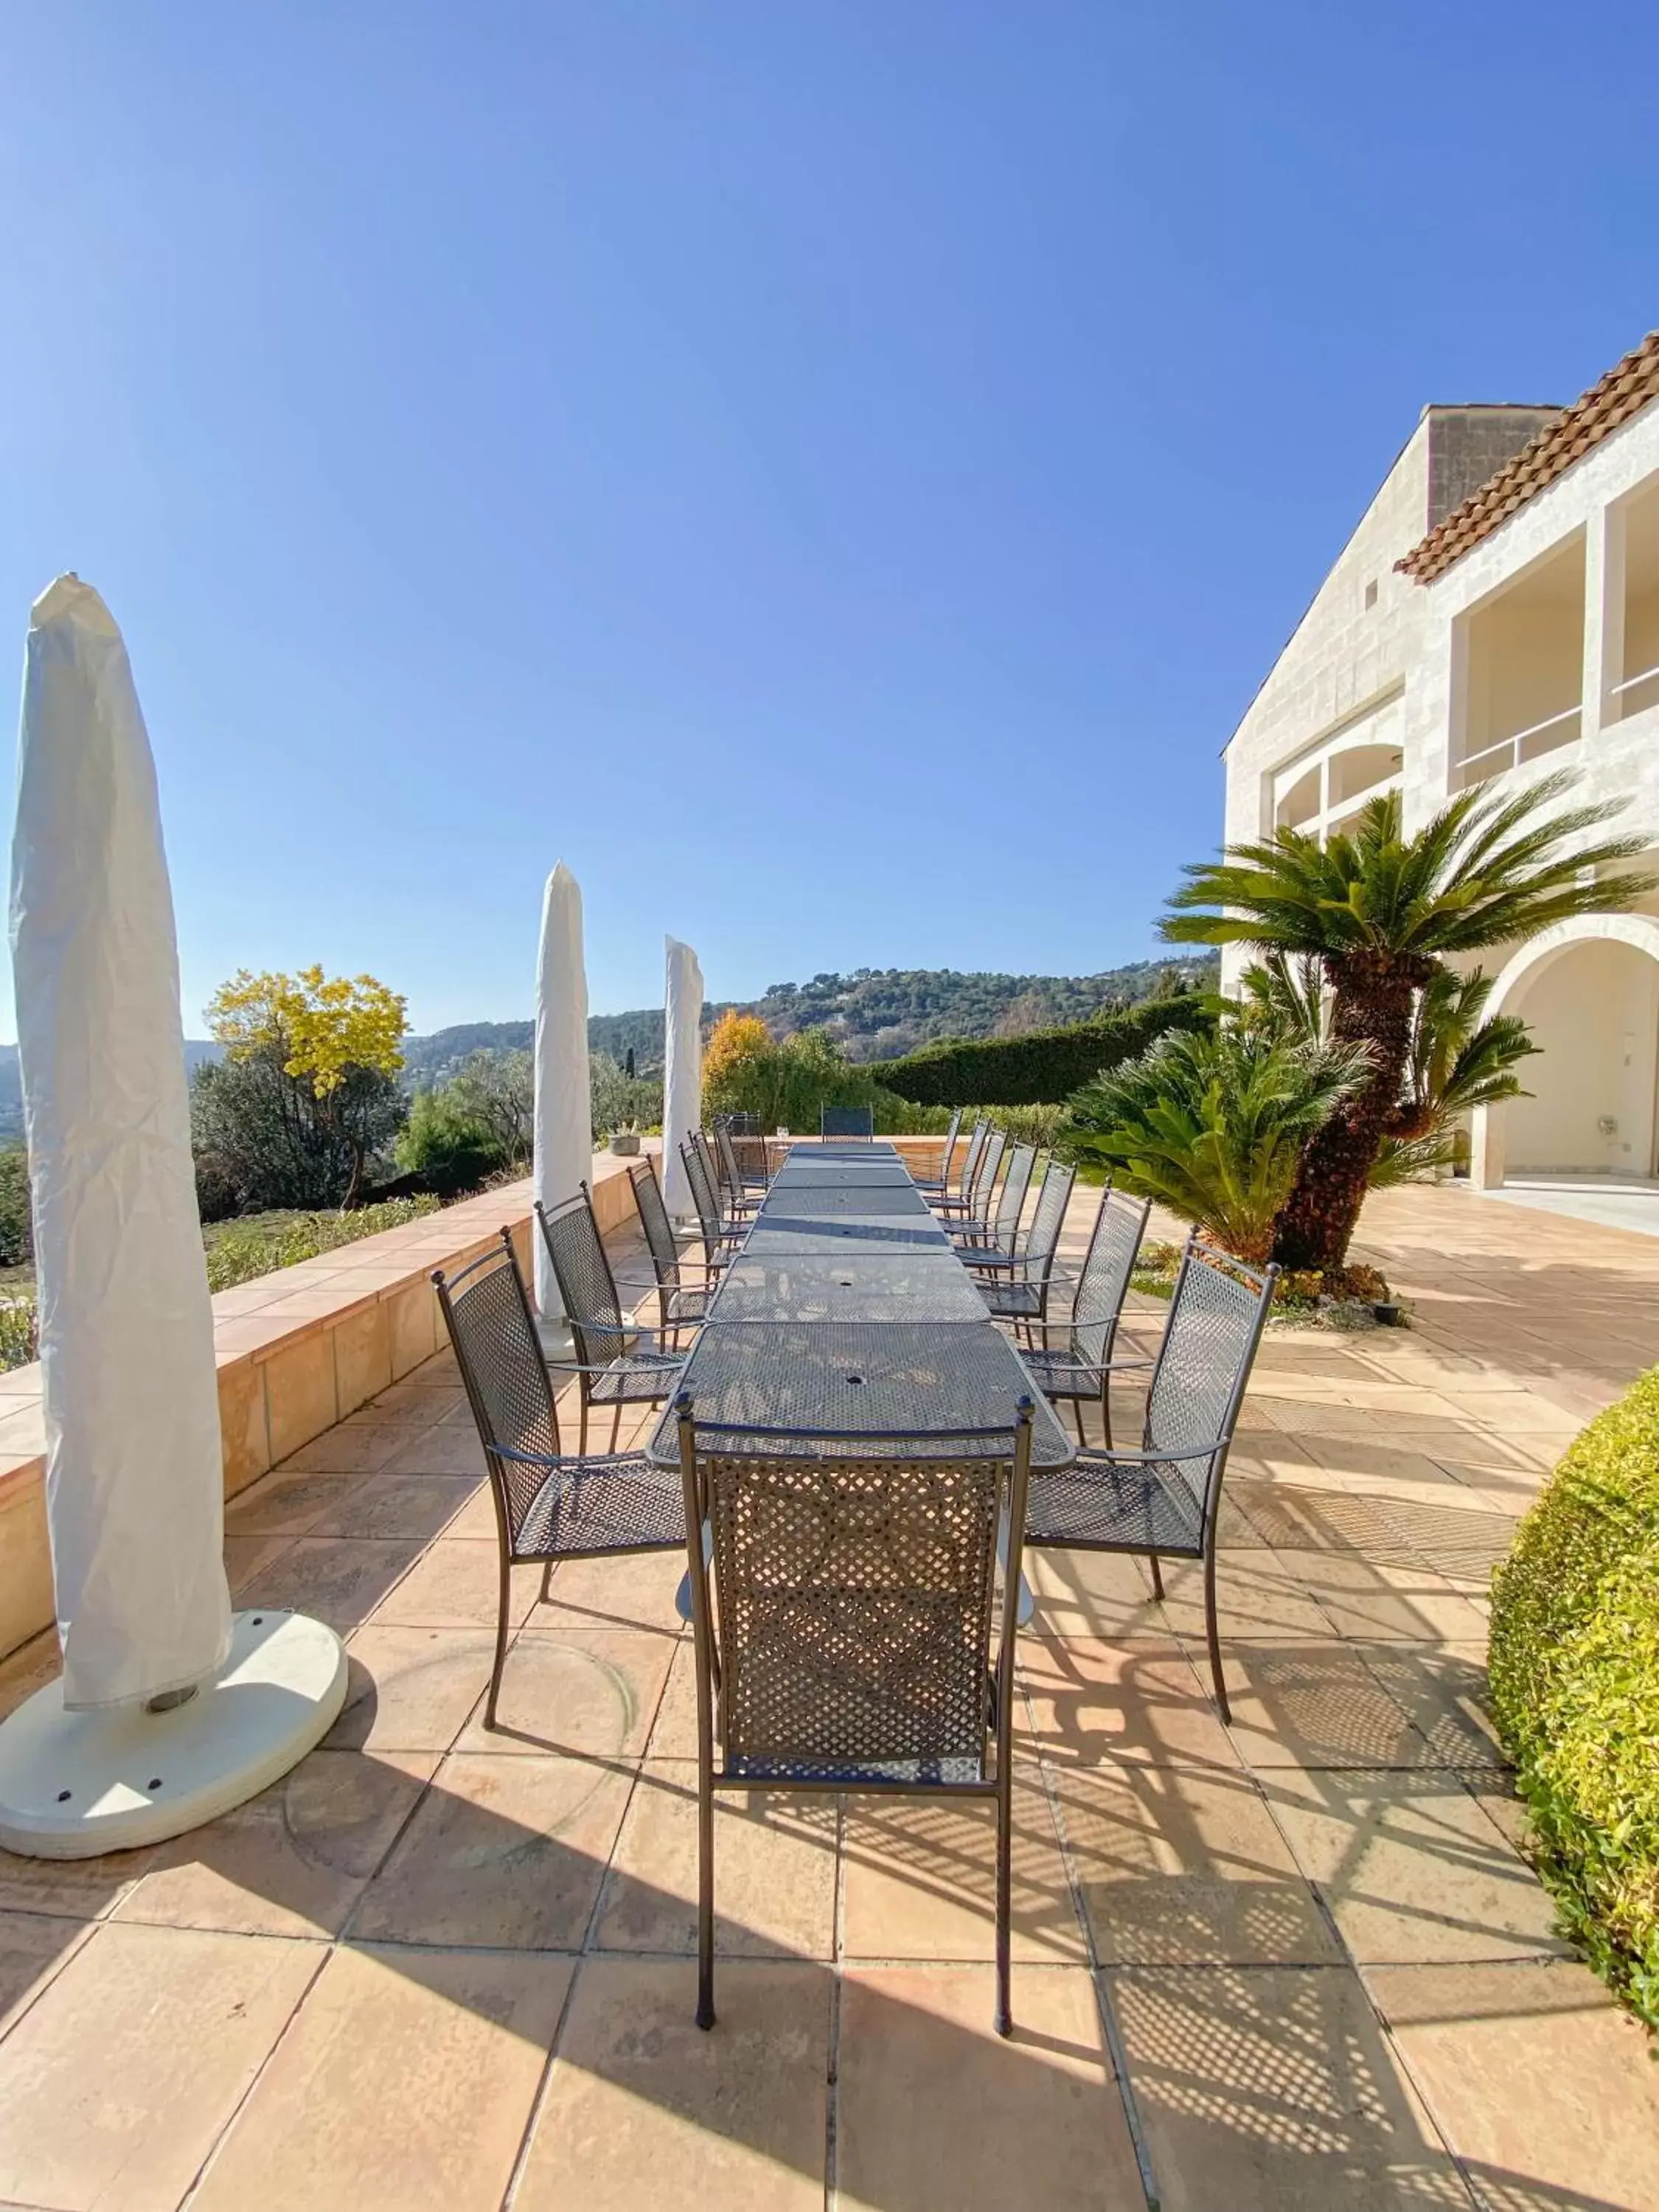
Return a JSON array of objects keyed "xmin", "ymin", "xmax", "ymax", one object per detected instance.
[
  {"xmin": 1163, "ymin": 773, "xmax": 1652, "ymax": 1279},
  {"xmin": 1239, "ymin": 954, "xmax": 1539, "ymax": 1186},
  {"xmin": 1067, "ymin": 1022, "xmax": 1369, "ymax": 1265}
]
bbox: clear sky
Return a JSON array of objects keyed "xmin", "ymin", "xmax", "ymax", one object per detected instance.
[{"xmin": 4, "ymin": 3, "xmax": 1656, "ymax": 1037}]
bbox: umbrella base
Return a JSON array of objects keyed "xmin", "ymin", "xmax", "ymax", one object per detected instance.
[{"xmin": 0, "ymin": 1610, "xmax": 347, "ymax": 1860}]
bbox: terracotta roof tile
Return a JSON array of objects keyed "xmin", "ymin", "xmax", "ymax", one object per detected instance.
[{"xmin": 1398, "ymin": 330, "xmax": 1659, "ymax": 582}]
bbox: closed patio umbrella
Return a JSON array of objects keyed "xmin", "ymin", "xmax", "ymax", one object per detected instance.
[
  {"xmin": 661, "ymin": 936, "xmax": 703, "ymax": 1222},
  {"xmin": 532, "ymin": 861, "xmax": 590, "ymax": 1324},
  {"xmin": 0, "ymin": 577, "xmax": 345, "ymax": 1857}
]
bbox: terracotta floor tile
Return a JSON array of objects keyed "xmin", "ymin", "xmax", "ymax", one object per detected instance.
[
  {"xmin": 841, "ymin": 1777, "xmax": 1083, "ymax": 1964},
  {"xmin": 1155, "ymin": 1555, "xmax": 1336, "ymax": 1641},
  {"xmin": 0, "ymin": 1908, "xmax": 88, "ymax": 2030},
  {"xmin": 307, "ymin": 1468, "xmax": 480, "ymax": 1540},
  {"xmin": 1270, "ymin": 1548, "xmax": 1491, "ymax": 1644},
  {"xmin": 380, "ymin": 1423, "xmax": 488, "ymax": 1477},
  {"xmin": 328, "ymin": 1624, "xmax": 499, "ymax": 1752},
  {"xmin": 1364, "ymin": 1960, "xmax": 1659, "ymax": 2211},
  {"xmin": 1230, "ymin": 1481, "xmax": 1411, "ymax": 1559},
  {"xmin": 645, "ymin": 1638, "xmax": 700, "ymax": 1758},
  {"xmin": 1054, "ymin": 1762, "xmax": 1338, "ymax": 1966},
  {"xmin": 1352, "ymin": 1644, "xmax": 1506, "ymax": 1770},
  {"xmin": 1023, "ymin": 1548, "xmax": 1164, "ymax": 1640},
  {"xmin": 1264, "ymin": 1768, "xmax": 1569, "ymax": 1966},
  {"xmin": 116, "ymin": 1748, "xmax": 434, "ymax": 1938},
  {"xmin": 279, "ymin": 1422, "xmax": 411, "ymax": 1475},
  {"xmin": 837, "ymin": 1963, "xmax": 1145, "ymax": 2212},
  {"xmin": 368, "ymin": 1537, "xmax": 540, "ymax": 1630},
  {"xmin": 1214, "ymin": 1644, "xmax": 1436, "ymax": 1772},
  {"xmin": 355, "ymin": 1380, "xmax": 469, "ymax": 1425},
  {"xmin": 1018, "ymin": 1638, "xmax": 1242, "ymax": 1770},
  {"xmin": 0, "ymin": 1633, "xmax": 58, "ymax": 1724},
  {"xmin": 0, "ymin": 1833, "xmax": 155, "ymax": 1922},
  {"xmin": 238, "ymin": 1534, "xmax": 422, "ymax": 1632},
  {"xmin": 1103, "ymin": 1962, "xmax": 1464, "ymax": 2212},
  {"xmin": 349, "ymin": 1750, "xmax": 633, "ymax": 1948},
  {"xmin": 453, "ymin": 1627, "xmax": 675, "ymax": 1759},
  {"xmin": 0, "ymin": 1920, "xmax": 320, "ymax": 2212},
  {"xmin": 595, "ymin": 1761, "xmax": 837, "ymax": 1958},
  {"xmin": 223, "ymin": 1528, "xmax": 296, "ymax": 1592},
  {"xmin": 192, "ymin": 1942, "xmax": 571, "ymax": 2212},
  {"xmin": 224, "ymin": 1464, "xmax": 371, "ymax": 1537},
  {"xmin": 540, "ymin": 1547, "xmax": 691, "ymax": 1635},
  {"xmin": 515, "ymin": 1958, "xmax": 829, "ymax": 2212}
]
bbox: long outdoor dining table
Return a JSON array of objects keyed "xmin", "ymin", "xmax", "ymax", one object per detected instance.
[{"xmin": 645, "ymin": 1139, "xmax": 1076, "ymax": 1467}]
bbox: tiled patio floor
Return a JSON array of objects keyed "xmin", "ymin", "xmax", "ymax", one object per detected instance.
[{"xmin": 2, "ymin": 1183, "xmax": 1659, "ymax": 2209}]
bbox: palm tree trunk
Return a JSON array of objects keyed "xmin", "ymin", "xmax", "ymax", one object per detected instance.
[{"xmin": 1271, "ymin": 952, "xmax": 1430, "ymax": 1279}]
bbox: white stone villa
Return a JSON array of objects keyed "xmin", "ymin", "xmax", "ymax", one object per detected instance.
[{"xmin": 1222, "ymin": 330, "xmax": 1659, "ymax": 1193}]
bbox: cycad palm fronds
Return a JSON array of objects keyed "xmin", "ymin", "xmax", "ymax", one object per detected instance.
[{"xmin": 1068, "ymin": 1023, "xmax": 1369, "ymax": 1265}]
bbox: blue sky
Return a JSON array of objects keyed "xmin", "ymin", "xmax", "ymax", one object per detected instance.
[{"xmin": 4, "ymin": 4, "xmax": 1656, "ymax": 1037}]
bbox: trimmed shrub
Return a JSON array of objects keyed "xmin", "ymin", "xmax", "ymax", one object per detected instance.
[
  {"xmin": 879, "ymin": 995, "xmax": 1213, "ymax": 1107},
  {"xmin": 1489, "ymin": 1368, "xmax": 1659, "ymax": 2027},
  {"xmin": 204, "ymin": 1197, "xmax": 442, "ymax": 1294}
]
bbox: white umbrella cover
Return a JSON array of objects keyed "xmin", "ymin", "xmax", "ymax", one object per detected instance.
[
  {"xmin": 532, "ymin": 861, "xmax": 591, "ymax": 1321},
  {"xmin": 12, "ymin": 577, "xmax": 230, "ymax": 1710},
  {"xmin": 661, "ymin": 936, "xmax": 703, "ymax": 1220}
]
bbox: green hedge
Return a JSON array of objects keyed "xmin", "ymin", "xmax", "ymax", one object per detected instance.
[
  {"xmin": 877, "ymin": 994, "xmax": 1214, "ymax": 1108},
  {"xmin": 1489, "ymin": 1366, "xmax": 1659, "ymax": 2027}
]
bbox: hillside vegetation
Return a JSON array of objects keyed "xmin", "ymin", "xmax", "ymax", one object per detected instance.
[{"xmin": 401, "ymin": 956, "xmax": 1217, "ymax": 1085}]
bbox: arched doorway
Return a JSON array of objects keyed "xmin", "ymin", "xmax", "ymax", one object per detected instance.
[{"xmin": 1471, "ymin": 915, "xmax": 1659, "ymax": 1189}]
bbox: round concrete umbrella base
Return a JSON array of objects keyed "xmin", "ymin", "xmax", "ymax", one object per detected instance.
[{"xmin": 0, "ymin": 1610, "xmax": 347, "ymax": 1860}]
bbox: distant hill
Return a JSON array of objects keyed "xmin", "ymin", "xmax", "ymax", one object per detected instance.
[
  {"xmin": 0, "ymin": 1040, "xmax": 223, "ymax": 1141},
  {"xmin": 400, "ymin": 957, "xmax": 1218, "ymax": 1086}
]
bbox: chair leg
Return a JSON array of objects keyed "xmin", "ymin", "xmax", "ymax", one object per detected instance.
[
  {"xmin": 484, "ymin": 1553, "xmax": 512, "ymax": 1730},
  {"xmin": 608, "ymin": 1402, "xmax": 623, "ymax": 1453},
  {"xmin": 696, "ymin": 1757, "xmax": 717, "ymax": 2031},
  {"xmin": 539, "ymin": 1559, "xmax": 554, "ymax": 1603},
  {"xmin": 994, "ymin": 1759, "xmax": 1014, "ymax": 2039},
  {"xmin": 578, "ymin": 1391, "xmax": 589, "ymax": 1457},
  {"xmin": 1203, "ymin": 1546, "xmax": 1231, "ymax": 1725},
  {"xmin": 1147, "ymin": 1551, "xmax": 1164, "ymax": 1602},
  {"xmin": 1099, "ymin": 1385, "xmax": 1113, "ymax": 1451}
]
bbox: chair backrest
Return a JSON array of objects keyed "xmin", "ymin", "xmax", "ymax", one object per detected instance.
[
  {"xmin": 1020, "ymin": 1158, "xmax": 1075, "ymax": 1281},
  {"xmin": 536, "ymin": 1186, "xmax": 625, "ymax": 1371},
  {"xmin": 989, "ymin": 1142, "xmax": 1037, "ymax": 1248},
  {"xmin": 968, "ymin": 1127, "xmax": 1007, "ymax": 1229},
  {"xmin": 953, "ymin": 1119, "xmax": 988, "ymax": 1203},
  {"xmin": 1070, "ymin": 1186, "xmax": 1151, "ymax": 1368},
  {"xmin": 713, "ymin": 1121, "xmax": 747, "ymax": 1202},
  {"xmin": 820, "ymin": 1105, "xmax": 874, "ymax": 1141},
  {"xmin": 681, "ymin": 1137, "xmax": 727, "ymax": 1257},
  {"xmin": 691, "ymin": 1132, "xmax": 737, "ymax": 1226},
  {"xmin": 627, "ymin": 1156, "xmax": 679, "ymax": 1290},
  {"xmin": 434, "ymin": 1233, "xmax": 562, "ymax": 1546},
  {"xmin": 1143, "ymin": 1241, "xmax": 1279, "ymax": 1537},
  {"xmin": 675, "ymin": 1404, "xmax": 1033, "ymax": 1776},
  {"xmin": 933, "ymin": 1106, "xmax": 964, "ymax": 1183}
]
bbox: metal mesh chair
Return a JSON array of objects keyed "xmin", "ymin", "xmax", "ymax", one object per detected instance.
[
  {"xmin": 929, "ymin": 1118, "xmax": 989, "ymax": 1217},
  {"xmin": 681, "ymin": 1138, "xmax": 745, "ymax": 1276},
  {"xmin": 714, "ymin": 1116, "xmax": 771, "ymax": 1194},
  {"xmin": 956, "ymin": 1141, "xmax": 1037, "ymax": 1267},
  {"xmin": 912, "ymin": 1107, "xmax": 964, "ymax": 1196},
  {"xmin": 978, "ymin": 1158, "xmax": 1074, "ymax": 1337},
  {"xmin": 710, "ymin": 1122, "xmax": 763, "ymax": 1216},
  {"xmin": 535, "ymin": 1186, "xmax": 685, "ymax": 1453},
  {"xmin": 943, "ymin": 1125, "xmax": 1006, "ymax": 1243},
  {"xmin": 1024, "ymin": 1239, "xmax": 1278, "ymax": 1721},
  {"xmin": 675, "ymin": 1397, "xmax": 1034, "ymax": 2035},
  {"xmin": 1018, "ymin": 1184, "xmax": 1152, "ymax": 1446},
  {"xmin": 692, "ymin": 1131, "xmax": 754, "ymax": 1236},
  {"xmin": 435, "ymin": 1232, "xmax": 684, "ymax": 1728},
  {"xmin": 819, "ymin": 1105, "xmax": 874, "ymax": 1141},
  {"xmin": 625, "ymin": 1156, "xmax": 710, "ymax": 1347}
]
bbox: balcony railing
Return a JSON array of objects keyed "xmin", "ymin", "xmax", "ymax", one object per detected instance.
[
  {"xmin": 1609, "ymin": 661, "xmax": 1659, "ymax": 721},
  {"xmin": 1453, "ymin": 704, "xmax": 1582, "ymax": 790}
]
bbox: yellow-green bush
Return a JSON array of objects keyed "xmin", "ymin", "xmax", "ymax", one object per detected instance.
[
  {"xmin": 204, "ymin": 1197, "xmax": 441, "ymax": 1294},
  {"xmin": 1489, "ymin": 1366, "xmax": 1659, "ymax": 2027}
]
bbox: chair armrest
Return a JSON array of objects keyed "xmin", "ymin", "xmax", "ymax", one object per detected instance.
[{"xmin": 1086, "ymin": 1439, "xmax": 1228, "ymax": 1467}]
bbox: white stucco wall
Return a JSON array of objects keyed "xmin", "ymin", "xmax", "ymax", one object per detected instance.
[{"xmin": 1502, "ymin": 938, "xmax": 1659, "ymax": 1174}]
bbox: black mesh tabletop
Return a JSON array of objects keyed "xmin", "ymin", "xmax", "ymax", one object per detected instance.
[
  {"xmin": 769, "ymin": 1159, "xmax": 915, "ymax": 1191},
  {"xmin": 646, "ymin": 1322, "xmax": 1073, "ymax": 1467},
  {"xmin": 793, "ymin": 1140, "xmax": 900, "ymax": 1161},
  {"xmin": 742, "ymin": 1217, "xmax": 952, "ymax": 1254},
  {"xmin": 755, "ymin": 1185, "xmax": 931, "ymax": 1219},
  {"xmin": 709, "ymin": 1255, "xmax": 992, "ymax": 1324}
]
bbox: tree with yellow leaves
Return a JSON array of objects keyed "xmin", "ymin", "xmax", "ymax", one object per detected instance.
[
  {"xmin": 199, "ymin": 967, "xmax": 409, "ymax": 1211},
  {"xmin": 701, "ymin": 1011, "xmax": 776, "ymax": 1119}
]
